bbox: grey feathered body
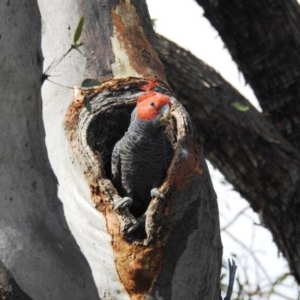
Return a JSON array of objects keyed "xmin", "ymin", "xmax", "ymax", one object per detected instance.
[{"xmin": 111, "ymin": 108, "xmax": 173, "ymax": 217}]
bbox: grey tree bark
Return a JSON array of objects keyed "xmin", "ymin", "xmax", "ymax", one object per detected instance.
[
  {"xmin": 191, "ymin": 0, "xmax": 300, "ymax": 283},
  {"xmin": 0, "ymin": 1, "xmax": 99, "ymax": 299},
  {"xmin": 196, "ymin": 0, "xmax": 300, "ymax": 149},
  {"xmin": 1, "ymin": 0, "xmax": 224, "ymax": 299}
]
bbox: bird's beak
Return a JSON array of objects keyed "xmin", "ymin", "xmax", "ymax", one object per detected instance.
[{"xmin": 159, "ymin": 104, "xmax": 171, "ymax": 123}]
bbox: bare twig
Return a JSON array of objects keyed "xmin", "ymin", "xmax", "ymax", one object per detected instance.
[
  {"xmin": 221, "ymin": 206, "xmax": 250, "ymax": 231},
  {"xmin": 224, "ymin": 259, "xmax": 237, "ymax": 300},
  {"xmin": 223, "ymin": 230, "xmax": 272, "ymax": 283}
]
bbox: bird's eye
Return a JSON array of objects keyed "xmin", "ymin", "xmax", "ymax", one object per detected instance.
[{"xmin": 150, "ymin": 102, "xmax": 155, "ymax": 107}]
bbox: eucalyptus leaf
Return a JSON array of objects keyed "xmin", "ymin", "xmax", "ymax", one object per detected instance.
[
  {"xmin": 81, "ymin": 78, "xmax": 101, "ymax": 88},
  {"xmin": 151, "ymin": 18, "xmax": 157, "ymax": 26},
  {"xmin": 73, "ymin": 17, "xmax": 84, "ymax": 44},
  {"xmin": 231, "ymin": 102, "xmax": 250, "ymax": 112}
]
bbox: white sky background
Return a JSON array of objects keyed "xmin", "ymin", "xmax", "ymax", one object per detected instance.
[{"xmin": 146, "ymin": 0, "xmax": 299, "ymax": 299}]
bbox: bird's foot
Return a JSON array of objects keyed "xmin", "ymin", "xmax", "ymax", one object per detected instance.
[
  {"xmin": 127, "ymin": 215, "xmax": 145, "ymax": 235},
  {"xmin": 150, "ymin": 188, "xmax": 165, "ymax": 200},
  {"xmin": 124, "ymin": 215, "xmax": 147, "ymax": 242},
  {"xmin": 113, "ymin": 196, "xmax": 133, "ymax": 211}
]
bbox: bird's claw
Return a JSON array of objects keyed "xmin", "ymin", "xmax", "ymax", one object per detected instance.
[
  {"xmin": 113, "ymin": 196, "xmax": 133, "ymax": 211},
  {"xmin": 150, "ymin": 188, "xmax": 165, "ymax": 200},
  {"xmin": 127, "ymin": 215, "xmax": 145, "ymax": 234}
]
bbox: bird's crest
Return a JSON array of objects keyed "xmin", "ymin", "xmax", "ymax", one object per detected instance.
[
  {"xmin": 136, "ymin": 80, "xmax": 171, "ymax": 120},
  {"xmin": 140, "ymin": 79, "xmax": 158, "ymax": 93}
]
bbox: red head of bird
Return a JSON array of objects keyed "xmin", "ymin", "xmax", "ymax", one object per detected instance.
[{"xmin": 136, "ymin": 91, "xmax": 172, "ymax": 123}]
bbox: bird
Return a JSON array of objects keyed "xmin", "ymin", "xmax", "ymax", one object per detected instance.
[{"xmin": 111, "ymin": 80, "xmax": 173, "ymax": 218}]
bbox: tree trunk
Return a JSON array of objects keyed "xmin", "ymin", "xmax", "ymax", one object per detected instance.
[
  {"xmin": 41, "ymin": 0, "xmax": 222, "ymax": 299},
  {"xmin": 0, "ymin": 1, "xmax": 101, "ymax": 299}
]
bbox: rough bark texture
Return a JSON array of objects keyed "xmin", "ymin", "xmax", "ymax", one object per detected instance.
[
  {"xmin": 81, "ymin": 0, "xmax": 166, "ymax": 81},
  {"xmin": 193, "ymin": 0, "xmax": 300, "ymax": 283},
  {"xmin": 154, "ymin": 35, "xmax": 300, "ymax": 282},
  {"xmin": 0, "ymin": 1, "xmax": 100, "ymax": 299},
  {"xmin": 196, "ymin": 0, "xmax": 300, "ymax": 150},
  {"xmin": 63, "ymin": 0, "xmax": 222, "ymax": 298},
  {"xmin": 65, "ymin": 78, "xmax": 222, "ymax": 299}
]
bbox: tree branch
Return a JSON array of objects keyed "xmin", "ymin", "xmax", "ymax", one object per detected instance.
[
  {"xmin": 154, "ymin": 34, "xmax": 300, "ymax": 282},
  {"xmin": 195, "ymin": 0, "xmax": 300, "ymax": 150}
]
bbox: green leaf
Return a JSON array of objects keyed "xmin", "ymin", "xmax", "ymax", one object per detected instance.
[
  {"xmin": 73, "ymin": 17, "xmax": 84, "ymax": 44},
  {"xmin": 231, "ymin": 102, "xmax": 250, "ymax": 112},
  {"xmin": 81, "ymin": 78, "xmax": 101, "ymax": 88},
  {"xmin": 151, "ymin": 18, "xmax": 157, "ymax": 27}
]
